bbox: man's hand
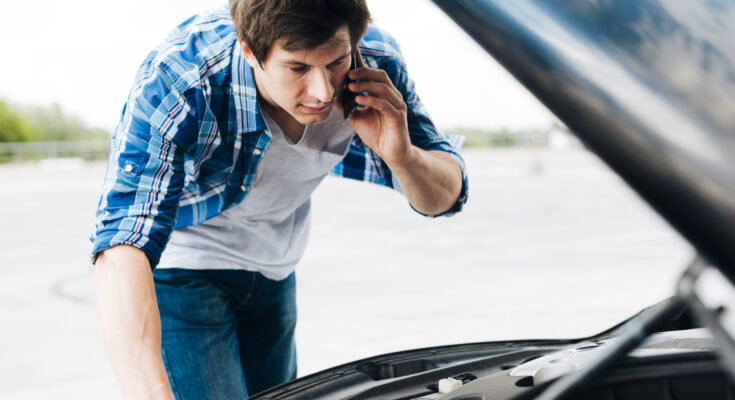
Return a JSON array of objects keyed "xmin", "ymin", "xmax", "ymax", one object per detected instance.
[
  {"xmin": 340, "ymin": 56, "xmax": 413, "ymax": 166},
  {"xmin": 336, "ymin": 54, "xmax": 464, "ymax": 216}
]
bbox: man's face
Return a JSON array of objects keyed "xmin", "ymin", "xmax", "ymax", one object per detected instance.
[{"xmin": 242, "ymin": 26, "xmax": 353, "ymax": 126}]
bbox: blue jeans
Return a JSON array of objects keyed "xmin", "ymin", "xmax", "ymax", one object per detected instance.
[{"xmin": 153, "ymin": 268, "xmax": 297, "ymax": 399}]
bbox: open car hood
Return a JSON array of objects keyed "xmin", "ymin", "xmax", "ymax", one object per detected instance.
[{"xmin": 431, "ymin": 0, "xmax": 735, "ymax": 280}]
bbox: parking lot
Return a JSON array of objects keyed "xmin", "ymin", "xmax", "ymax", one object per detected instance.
[{"xmin": 0, "ymin": 148, "xmax": 691, "ymax": 399}]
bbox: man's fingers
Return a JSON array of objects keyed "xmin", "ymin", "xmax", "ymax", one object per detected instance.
[
  {"xmin": 355, "ymin": 94, "xmax": 402, "ymax": 118},
  {"xmin": 348, "ymin": 66, "xmax": 392, "ymax": 85},
  {"xmin": 349, "ymin": 80, "xmax": 405, "ymax": 111},
  {"xmin": 348, "ymin": 61, "xmax": 408, "ymax": 121}
]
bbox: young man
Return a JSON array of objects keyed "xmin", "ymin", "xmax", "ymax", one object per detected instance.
[{"xmin": 92, "ymin": 1, "xmax": 468, "ymax": 399}]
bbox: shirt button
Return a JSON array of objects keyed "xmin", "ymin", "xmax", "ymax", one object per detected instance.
[
  {"xmin": 240, "ymin": 185, "xmax": 247, "ymax": 191},
  {"xmin": 253, "ymin": 149, "xmax": 262, "ymax": 156},
  {"xmin": 124, "ymin": 164, "xmax": 133, "ymax": 173}
]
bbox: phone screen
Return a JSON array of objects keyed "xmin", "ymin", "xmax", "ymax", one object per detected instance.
[{"xmin": 340, "ymin": 54, "xmax": 358, "ymax": 120}]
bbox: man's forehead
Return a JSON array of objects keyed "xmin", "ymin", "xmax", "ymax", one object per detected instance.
[{"xmin": 271, "ymin": 27, "xmax": 352, "ymax": 61}]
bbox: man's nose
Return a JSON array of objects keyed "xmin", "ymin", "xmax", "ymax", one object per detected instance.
[{"xmin": 306, "ymin": 68, "xmax": 334, "ymax": 103}]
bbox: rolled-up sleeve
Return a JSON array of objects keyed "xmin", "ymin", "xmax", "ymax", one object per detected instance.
[{"xmin": 91, "ymin": 60, "xmax": 192, "ymax": 268}]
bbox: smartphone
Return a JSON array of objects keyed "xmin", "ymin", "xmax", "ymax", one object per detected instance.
[{"xmin": 341, "ymin": 53, "xmax": 358, "ymax": 120}]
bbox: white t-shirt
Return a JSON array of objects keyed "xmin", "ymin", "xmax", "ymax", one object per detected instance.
[{"xmin": 157, "ymin": 106, "xmax": 355, "ymax": 280}]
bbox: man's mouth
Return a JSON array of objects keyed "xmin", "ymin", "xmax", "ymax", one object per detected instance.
[{"xmin": 301, "ymin": 103, "xmax": 332, "ymax": 113}]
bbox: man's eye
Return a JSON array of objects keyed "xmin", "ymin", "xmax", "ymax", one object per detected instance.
[{"xmin": 290, "ymin": 66, "xmax": 307, "ymax": 73}]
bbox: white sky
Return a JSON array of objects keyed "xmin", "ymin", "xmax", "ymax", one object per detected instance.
[{"xmin": 0, "ymin": 0, "xmax": 555, "ymax": 132}]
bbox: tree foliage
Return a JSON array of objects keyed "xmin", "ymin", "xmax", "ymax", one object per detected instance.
[
  {"xmin": 23, "ymin": 103, "xmax": 108, "ymax": 141},
  {"xmin": 0, "ymin": 101, "xmax": 41, "ymax": 142},
  {"xmin": 0, "ymin": 100, "xmax": 108, "ymax": 143}
]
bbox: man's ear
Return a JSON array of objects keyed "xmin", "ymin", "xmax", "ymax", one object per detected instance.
[{"xmin": 239, "ymin": 39, "xmax": 261, "ymax": 69}]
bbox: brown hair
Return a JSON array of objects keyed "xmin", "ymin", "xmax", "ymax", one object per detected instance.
[{"xmin": 230, "ymin": 0, "xmax": 371, "ymax": 65}]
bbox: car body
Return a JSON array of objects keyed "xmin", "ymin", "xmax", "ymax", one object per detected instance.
[{"xmin": 250, "ymin": 1, "xmax": 735, "ymax": 399}]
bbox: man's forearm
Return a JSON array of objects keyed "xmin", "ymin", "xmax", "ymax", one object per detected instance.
[
  {"xmin": 94, "ymin": 245, "xmax": 174, "ymax": 400},
  {"xmin": 387, "ymin": 147, "xmax": 463, "ymax": 216}
]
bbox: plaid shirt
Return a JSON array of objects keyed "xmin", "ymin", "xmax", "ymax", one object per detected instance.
[{"xmin": 92, "ymin": 6, "xmax": 468, "ymax": 268}]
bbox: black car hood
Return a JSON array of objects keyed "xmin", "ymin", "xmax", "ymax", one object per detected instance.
[{"xmin": 432, "ymin": 0, "xmax": 735, "ymax": 280}]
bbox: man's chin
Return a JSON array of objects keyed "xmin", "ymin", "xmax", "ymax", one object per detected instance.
[{"xmin": 294, "ymin": 105, "xmax": 333, "ymax": 125}]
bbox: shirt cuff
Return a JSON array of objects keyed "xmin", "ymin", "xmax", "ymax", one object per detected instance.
[{"xmin": 90, "ymin": 228, "xmax": 166, "ymax": 270}]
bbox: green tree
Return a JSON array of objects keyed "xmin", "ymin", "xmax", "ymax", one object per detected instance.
[
  {"xmin": 0, "ymin": 101, "xmax": 41, "ymax": 142},
  {"xmin": 23, "ymin": 102, "xmax": 108, "ymax": 141}
]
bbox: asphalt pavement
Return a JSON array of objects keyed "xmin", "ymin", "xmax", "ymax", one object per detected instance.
[{"xmin": 0, "ymin": 148, "xmax": 692, "ymax": 399}]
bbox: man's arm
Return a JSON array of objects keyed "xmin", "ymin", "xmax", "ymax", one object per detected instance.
[
  {"xmin": 95, "ymin": 245, "xmax": 174, "ymax": 400},
  {"xmin": 341, "ymin": 65, "xmax": 464, "ymax": 216}
]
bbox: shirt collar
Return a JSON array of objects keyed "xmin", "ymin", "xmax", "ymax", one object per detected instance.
[{"xmin": 231, "ymin": 39, "xmax": 268, "ymax": 135}]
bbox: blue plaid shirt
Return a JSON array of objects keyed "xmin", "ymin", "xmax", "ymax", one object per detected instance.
[{"xmin": 92, "ymin": 7, "xmax": 468, "ymax": 268}]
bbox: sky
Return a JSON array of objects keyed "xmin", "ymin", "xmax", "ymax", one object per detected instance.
[{"xmin": 0, "ymin": 0, "xmax": 555, "ymax": 132}]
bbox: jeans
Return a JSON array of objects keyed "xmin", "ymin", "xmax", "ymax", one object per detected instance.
[{"xmin": 153, "ymin": 268, "xmax": 297, "ymax": 400}]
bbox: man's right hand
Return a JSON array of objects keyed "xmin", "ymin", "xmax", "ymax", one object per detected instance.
[{"xmin": 94, "ymin": 245, "xmax": 175, "ymax": 400}]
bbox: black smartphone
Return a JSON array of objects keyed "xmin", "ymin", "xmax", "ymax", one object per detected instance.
[{"xmin": 341, "ymin": 53, "xmax": 358, "ymax": 120}]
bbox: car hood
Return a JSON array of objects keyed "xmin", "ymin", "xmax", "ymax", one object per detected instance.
[{"xmin": 432, "ymin": 0, "xmax": 735, "ymax": 280}]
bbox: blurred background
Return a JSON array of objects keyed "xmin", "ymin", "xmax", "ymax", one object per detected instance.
[{"xmin": 0, "ymin": 0, "xmax": 692, "ymax": 398}]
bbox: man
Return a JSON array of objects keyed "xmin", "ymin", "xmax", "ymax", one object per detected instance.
[{"xmin": 92, "ymin": 1, "xmax": 468, "ymax": 399}]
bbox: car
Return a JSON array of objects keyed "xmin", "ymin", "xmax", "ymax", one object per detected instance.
[{"xmin": 248, "ymin": 0, "xmax": 735, "ymax": 399}]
